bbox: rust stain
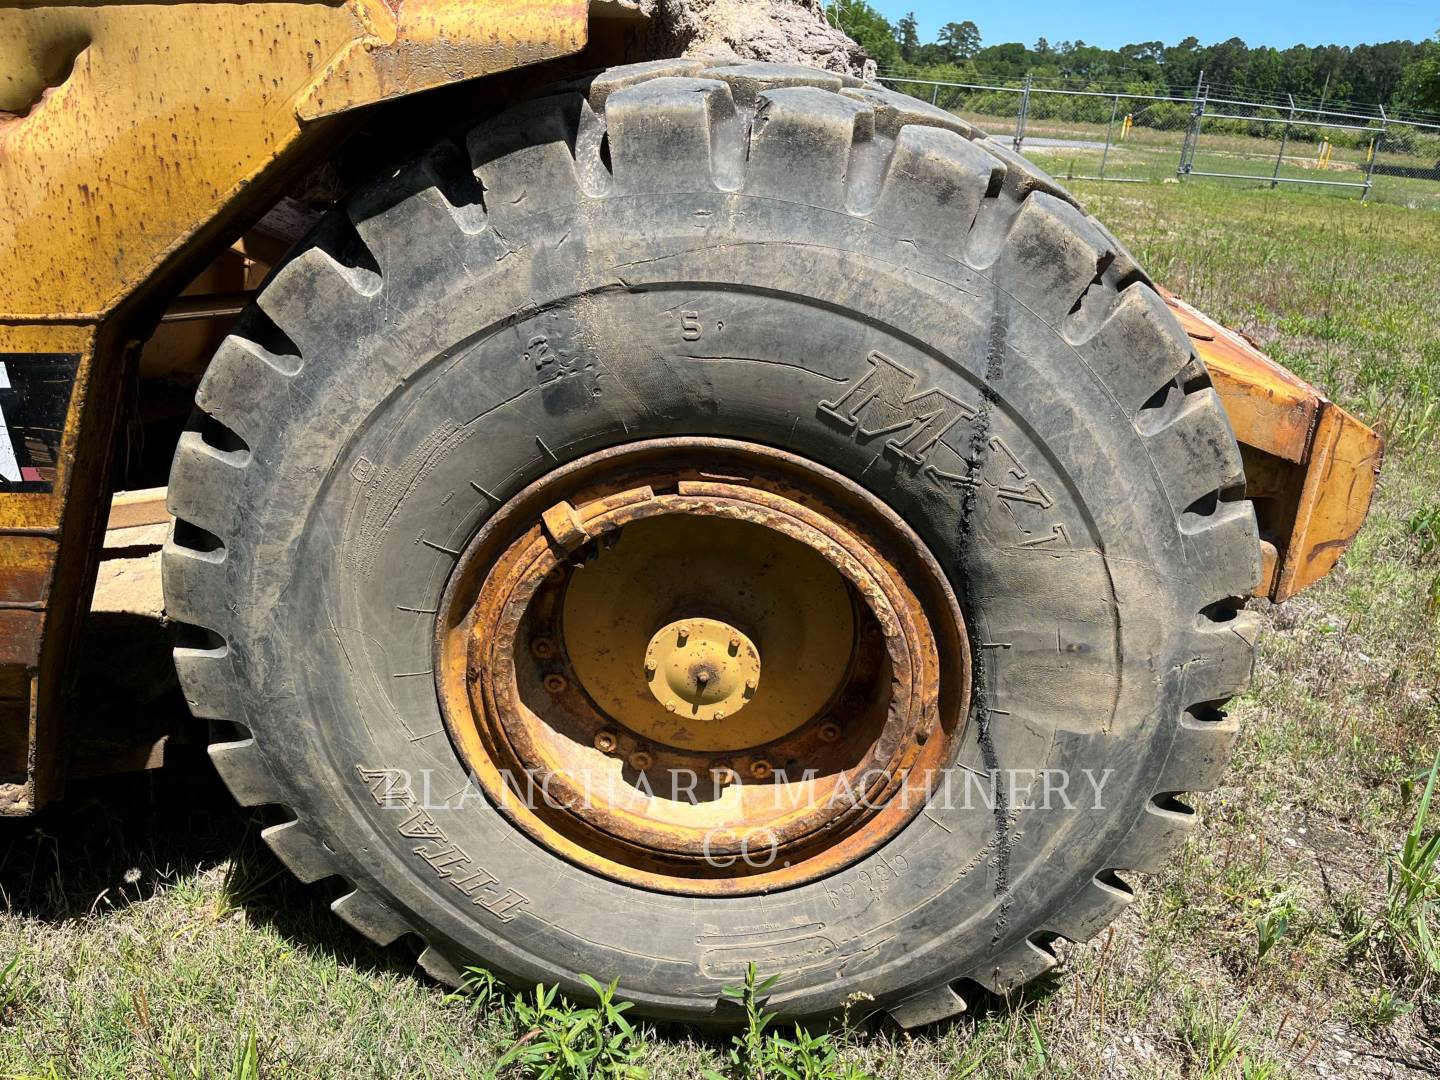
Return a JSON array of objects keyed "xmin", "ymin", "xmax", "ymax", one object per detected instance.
[
  {"xmin": 0, "ymin": 536, "xmax": 59, "ymax": 605},
  {"xmin": 0, "ymin": 610, "xmax": 44, "ymax": 668}
]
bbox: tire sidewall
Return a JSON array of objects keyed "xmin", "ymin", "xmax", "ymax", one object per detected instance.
[{"xmin": 223, "ymin": 191, "xmax": 1197, "ymax": 1020}]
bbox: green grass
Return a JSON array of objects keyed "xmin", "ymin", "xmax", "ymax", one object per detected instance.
[{"xmin": 2, "ymin": 180, "xmax": 1440, "ymax": 1078}]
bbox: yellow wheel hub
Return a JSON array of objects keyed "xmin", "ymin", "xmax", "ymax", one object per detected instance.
[
  {"xmin": 434, "ymin": 439, "xmax": 971, "ymax": 896},
  {"xmin": 644, "ymin": 618, "xmax": 760, "ymax": 723},
  {"xmin": 561, "ymin": 513, "xmax": 855, "ymax": 753}
]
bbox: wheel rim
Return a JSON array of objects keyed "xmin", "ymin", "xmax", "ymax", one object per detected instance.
[{"xmin": 435, "ymin": 439, "xmax": 971, "ymax": 895}]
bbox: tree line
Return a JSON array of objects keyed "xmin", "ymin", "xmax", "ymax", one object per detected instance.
[{"xmin": 830, "ymin": 3, "xmax": 1440, "ymax": 116}]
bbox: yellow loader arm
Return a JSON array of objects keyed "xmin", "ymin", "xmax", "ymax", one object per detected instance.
[{"xmin": 1161, "ymin": 290, "xmax": 1383, "ymax": 603}]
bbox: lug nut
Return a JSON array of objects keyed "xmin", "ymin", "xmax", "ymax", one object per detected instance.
[
  {"xmin": 531, "ymin": 636, "xmax": 557, "ymax": 659},
  {"xmin": 542, "ymin": 673, "xmax": 567, "ymax": 693},
  {"xmin": 593, "ymin": 730, "xmax": 619, "ymax": 754},
  {"xmin": 749, "ymin": 758, "xmax": 773, "ymax": 780},
  {"xmin": 630, "ymin": 749, "xmax": 654, "ymax": 770},
  {"xmin": 819, "ymin": 721, "xmax": 841, "ymax": 743},
  {"xmin": 666, "ymin": 699, "xmax": 678, "ymax": 712}
]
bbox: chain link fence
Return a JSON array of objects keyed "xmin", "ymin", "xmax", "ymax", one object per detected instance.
[{"xmin": 878, "ymin": 75, "xmax": 1440, "ymax": 211}]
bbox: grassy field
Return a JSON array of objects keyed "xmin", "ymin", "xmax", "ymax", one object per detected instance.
[{"xmin": 2, "ymin": 182, "xmax": 1439, "ymax": 1078}]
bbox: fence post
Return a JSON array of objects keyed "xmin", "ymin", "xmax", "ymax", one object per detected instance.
[
  {"xmin": 1271, "ymin": 94, "xmax": 1295, "ymax": 189},
  {"xmin": 1363, "ymin": 104, "xmax": 1386, "ymax": 201},
  {"xmin": 1178, "ymin": 96, "xmax": 1204, "ymax": 177},
  {"xmin": 1178, "ymin": 70, "xmax": 1205, "ymax": 178},
  {"xmin": 1013, "ymin": 74, "xmax": 1032, "ymax": 153},
  {"xmin": 931, "ymin": 83, "xmax": 939, "ymax": 106},
  {"xmin": 1099, "ymin": 95, "xmax": 1119, "ymax": 180}
]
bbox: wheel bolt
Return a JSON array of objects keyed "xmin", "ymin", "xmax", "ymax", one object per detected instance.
[
  {"xmin": 749, "ymin": 758, "xmax": 773, "ymax": 780},
  {"xmin": 531, "ymin": 636, "xmax": 557, "ymax": 659},
  {"xmin": 542, "ymin": 673, "xmax": 567, "ymax": 693},
  {"xmin": 630, "ymin": 749, "xmax": 653, "ymax": 770},
  {"xmin": 593, "ymin": 730, "xmax": 619, "ymax": 754},
  {"xmin": 819, "ymin": 721, "xmax": 841, "ymax": 743}
]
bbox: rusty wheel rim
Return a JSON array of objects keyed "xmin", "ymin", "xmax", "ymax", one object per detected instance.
[{"xmin": 435, "ymin": 440, "xmax": 971, "ymax": 895}]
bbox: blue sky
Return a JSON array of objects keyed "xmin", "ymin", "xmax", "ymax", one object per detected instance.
[{"xmin": 874, "ymin": 1, "xmax": 1439, "ymax": 51}]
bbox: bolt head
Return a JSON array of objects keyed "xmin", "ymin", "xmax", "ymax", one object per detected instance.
[
  {"xmin": 542, "ymin": 673, "xmax": 567, "ymax": 693},
  {"xmin": 819, "ymin": 721, "xmax": 841, "ymax": 743},
  {"xmin": 530, "ymin": 636, "xmax": 557, "ymax": 660},
  {"xmin": 593, "ymin": 730, "xmax": 619, "ymax": 754},
  {"xmin": 630, "ymin": 749, "xmax": 653, "ymax": 770},
  {"xmin": 749, "ymin": 759, "xmax": 773, "ymax": 780}
]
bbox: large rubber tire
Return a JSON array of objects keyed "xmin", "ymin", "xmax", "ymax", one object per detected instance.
[{"xmin": 163, "ymin": 61, "xmax": 1261, "ymax": 1028}]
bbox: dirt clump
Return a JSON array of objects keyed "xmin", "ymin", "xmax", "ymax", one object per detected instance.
[{"xmin": 638, "ymin": 0, "xmax": 871, "ymax": 77}]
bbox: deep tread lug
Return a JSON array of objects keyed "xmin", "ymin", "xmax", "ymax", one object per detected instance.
[
  {"xmin": 1144, "ymin": 390, "xmax": 1247, "ymax": 514},
  {"xmin": 1158, "ymin": 712, "xmax": 1242, "ymax": 794},
  {"xmin": 1081, "ymin": 285, "xmax": 1194, "ymax": 415},
  {"xmin": 970, "ymin": 938, "xmax": 1059, "ymax": 996},
  {"xmin": 166, "ymin": 432, "xmax": 246, "ymax": 540},
  {"xmin": 604, "ymin": 77, "xmax": 740, "ymax": 194},
  {"xmin": 1178, "ymin": 610, "xmax": 1262, "ymax": 703},
  {"xmin": 887, "ymin": 982, "xmax": 967, "ymax": 1029},
  {"xmin": 209, "ymin": 738, "xmax": 275, "ymax": 807},
  {"xmin": 331, "ymin": 888, "xmax": 411, "ymax": 948},
  {"xmin": 468, "ymin": 94, "xmax": 587, "ymax": 223},
  {"xmin": 160, "ymin": 542, "xmax": 228, "ymax": 631},
  {"xmin": 1044, "ymin": 873, "xmax": 1135, "ymax": 943},
  {"xmin": 867, "ymin": 124, "xmax": 1000, "ymax": 244},
  {"xmin": 173, "ymin": 643, "xmax": 236, "ymax": 721},
  {"xmin": 841, "ymin": 85, "xmax": 979, "ymax": 140},
  {"xmin": 745, "ymin": 87, "xmax": 872, "ymax": 209},
  {"xmin": 585, "ymin": 59, "xmax": 706, "ymax": 110},
  {"xmin": 1110, "ymin": 798, "xmax": 1198, "ymax": 874},
  {"xmin": 1182, "ymin": 499, "xmax": 1263, "ymax": 601},
  {"xmin": 256, "ymin": 246, "xmax": 379, "ymax": 361},
  {"xmin": 417, "ymin": 945, "xmax": 464, "ymax": 987},
  {"xmin": 700, "ymin": 61, "xmax": 848, "ymax": 108},
  {"xmin": 194, "ymin": 335, "xmax": 300, "ymax": 446},
  {"xmin": 990, "ymin": 191, "xmax": 1113, "ymax": 323},
  {"xmin": 262, "ymin": 820, "xmax": 338, "ymax": 884}
]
